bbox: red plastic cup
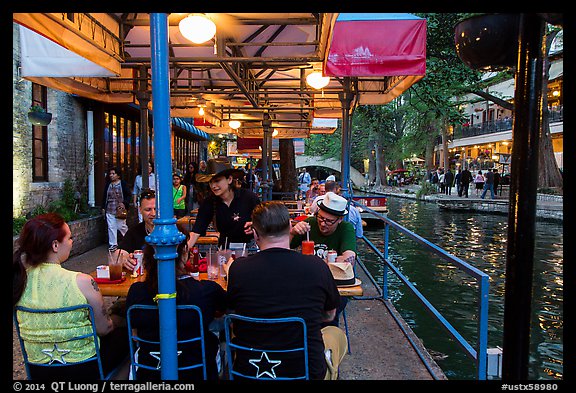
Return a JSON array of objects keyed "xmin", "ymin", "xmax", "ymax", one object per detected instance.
[{"xmin": 302, "ymin": 240, "xmax": 315, "ymax": 255}]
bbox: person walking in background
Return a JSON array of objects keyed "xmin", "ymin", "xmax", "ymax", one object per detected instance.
[
  {"xmin": 444, "ymin": 168, "xmax": 454, "ymax": 196},
  {"xmin": 172, "ymin": 170, "xmax": 187, "ymax": 218},
  {"xmin": 298, "ymin": 167, "xmax": 312, "ymax": 200},
  {"xmin": 438, "ymin": 169, "xmax": 445, "ymax": 194},
  {"xmin": 474, "ymin": 170, "xmax": 484, "ymax": 197},
  {"xmin": 493, "ymin": 168, "xmax": 501, "ymax": 197},
  {"xmin": 133, "ymin": 161, "xmax": 156, "ymax": 223},
  {"xmin": 13, "ymin": 213, "xmax": 129, "ymax": 379},
  {"xmin": 183, "ymin": 162, "xmax": 198, "ymax": 214},
  {"xmin": 460, "ymin": 167, "xmax": 473, "ymax": 198},
  {"xmin": 481, "ymin": 168, "xmax": 495, "ymax": 199},
  {"xmin": 126, "ymin": 229, "xmax": 226, "ymax": 380},
  {"xmin": 102, "ymin": 167, "xmax": 131, "ymax": 252},
  {"xmin": 454, "ymin": 168, "xmax": 462, "ymax": 197},
  {"xmin": 194, "ymin": 160, "xmax": 210, "ymax": 205},
  {"xmin": 431, "ymin": 169, "xmax": 439, "ymax": 191}
]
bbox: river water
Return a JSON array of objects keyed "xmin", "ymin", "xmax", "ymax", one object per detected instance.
[{"xmin": 357, "ymin": 197, "xmax": 563, "ymax": 380}]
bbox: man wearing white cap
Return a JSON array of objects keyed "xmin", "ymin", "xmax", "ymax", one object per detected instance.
[
  {"xmin": 290, "ymin": 192, "xmax": 356, "ymax": 328},
  {"xmin": 291, "ymin": 192, "xmax": 356, "ymax": 264}
]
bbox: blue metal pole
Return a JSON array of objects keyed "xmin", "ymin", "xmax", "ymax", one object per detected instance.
[
  {"xmin": 147, "ymin": 13, "xmax": 185, "ymax": 380},
  {"xmin": 383, "ymin": 223, "xmax": 389, "ymax": 300},
  {"xmin": 477, "ymin": 275, "xmax": 490, "ymax": 380}
]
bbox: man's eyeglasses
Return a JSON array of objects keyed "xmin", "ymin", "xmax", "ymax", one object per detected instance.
[
  {"xmin": 139, "ymin": 189, "xmax": 156, "ymax": 202},
  {"xmin": 315, "ymin": 213, "xmax": 339, "ymax": 226}
]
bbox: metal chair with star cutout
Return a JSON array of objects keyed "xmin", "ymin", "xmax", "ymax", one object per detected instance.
[
  {"xmin": 126, "ymin": 304, "xmax": 208, "ymax": 380},
  {"xmin": 224, "ymin": 314, "xmax": 309, "ymax": 380},
  {"xmin": 14, "ymin": 304, "xmax": 122, "ymax": 380}
]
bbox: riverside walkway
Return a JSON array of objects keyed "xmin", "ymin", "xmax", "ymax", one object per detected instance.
[{"xmin": 362, "ymin": 184, "xmax": 563, "ymax": 222}]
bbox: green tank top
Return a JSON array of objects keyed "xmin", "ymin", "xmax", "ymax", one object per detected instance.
[
  {"xmin": 173, "ymin": 185, "xmax": 186, "ymax": 209},
  {"xmin": 16, "ymin": 263, "xmax": 97, "ymax": 363}
]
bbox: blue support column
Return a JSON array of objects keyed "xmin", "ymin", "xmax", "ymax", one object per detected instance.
[
  {"xmin": 147, "ymin": 13, "xmax": 185, "ymax": 380},
  {"xmin": 383, "ymin": 223, "xmax": 389, "ymax": 300},
  {"xmin": 477, "ymin": 275, "xmax": 490, "ymax": 379}
]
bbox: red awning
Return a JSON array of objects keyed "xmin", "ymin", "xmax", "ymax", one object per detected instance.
[
  {"xmin": 325, "ymin": 13, "xmax": 426, "ymax": 77},
  {"xmin": 237, "ymin": 138, "xmax": 262, "ymax": 151}
]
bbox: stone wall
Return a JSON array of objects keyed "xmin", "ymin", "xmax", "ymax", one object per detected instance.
[{"xmin": 13, "ymin": 215, "xmax": 106, "ymax": 258}]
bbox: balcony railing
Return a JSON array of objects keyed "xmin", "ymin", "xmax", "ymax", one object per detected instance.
[{"xmin": 453, "ymin": 106, "xmax": 563, "ymax": 140}]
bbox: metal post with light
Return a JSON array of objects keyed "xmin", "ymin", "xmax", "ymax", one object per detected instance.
[{"xmin": 147, "ymin": 13, "xmax": 185, "ymax": 380}]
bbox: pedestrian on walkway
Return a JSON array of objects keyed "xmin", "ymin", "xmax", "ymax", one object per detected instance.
[
  {"xmin": 132, "ymin": 161, "xmax": 156, "ymax": 223},
  {"xmin": 460, "ymin": 167, "xmax": 473, "ymax": 198},
  {"xmin": 481, "ymin": 169, "xmax": 495, "ymax": 199},
  {"xmin": 474, "ymin": 170, "xmax": 484, "ymax": 197},
  {"xmin": 102, "ymin": 167, "xmax": 131, "ymax": 252},
  {"xmin": 194, "ymin": 160, "xmax": 210, "ymax": 205},
  {"xmin": 493, "ymin": 168, "xmax": 501, "ymax": 197},
  {"xmin": 455, "ymin": 168, "xmax": 462, "ymax": 196},
  {"xmin": 172, "ymin": 170, "xmax": 187, "ymax": 218},
  {"xmin": 183, "ymin": 161, "xmax": 198, "ymax": 214},
  {"xmin": 431, "ymin": 169, "xmax": 439, "ymax": 191},
  {"xmin": 444, "ymin": 168, "xmax": 454, "ymax": 195},
  {"xmin": 438, "ymin": 170, "xmax": 445, "ymax": 194},
  {"xmin": 298, "ymin": 168, "xmax": 312, "ymax": 199}
]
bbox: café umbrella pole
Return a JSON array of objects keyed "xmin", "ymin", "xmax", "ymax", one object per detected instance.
[{"xmin": 146, "ymin": 13, "xmax": 185, "ymax": 380}]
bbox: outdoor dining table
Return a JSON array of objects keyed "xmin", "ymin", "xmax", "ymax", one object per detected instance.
[
  {"xmin": 194, "ymin": 231, "xmax": 220, "ymax": 245},
  {"xmin": 92, "ymin": 268, "xmax": 363, "ymax": 298}
]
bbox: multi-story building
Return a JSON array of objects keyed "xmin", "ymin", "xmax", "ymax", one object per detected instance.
[{"xmin": 434, "ymin": 31, "xmax": 563, "ymax": 175}]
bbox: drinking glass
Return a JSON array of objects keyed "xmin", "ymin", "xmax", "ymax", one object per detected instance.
[
  {"xmin": 301, "ymin": 240, "xmax": 315, "ymax": 255},
  {"xmin": 108, "ymin": 250, "xmax": 123, "ymax": 280},
  {"xmin": 207, "ymin": 250, "xmax": 219, "ymax": 280}
]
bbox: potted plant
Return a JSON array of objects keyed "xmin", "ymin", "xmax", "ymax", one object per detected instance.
[{"xmin": 28, "ymin": 104, "xmax": 52, "ymax": 126}]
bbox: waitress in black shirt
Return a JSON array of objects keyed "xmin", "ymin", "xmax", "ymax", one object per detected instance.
[{"xmin": 190, "ymin": 167, "xmax": 261, "ymax": 249}]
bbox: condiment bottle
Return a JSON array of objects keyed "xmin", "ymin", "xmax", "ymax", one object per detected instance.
[{"xmin": 189, "ymin": 246, "xmax": 200, "ymax": 277}]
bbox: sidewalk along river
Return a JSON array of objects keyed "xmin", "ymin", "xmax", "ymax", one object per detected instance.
[{"xmin": 357, "ymin": 197, "xmax": 563, "ymax": 380}]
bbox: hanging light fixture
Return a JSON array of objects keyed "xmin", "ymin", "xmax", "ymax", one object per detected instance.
[
  {"xmin": 306, "ymin": 70, "xmax": 330, "ymax": 90},
  {"xmin": 198, "ymin": 106, "xmax": 205, "ymax": 116},
  {"xmin": 179, "ymin": 14, "xmax": 216, "ymax": 44},
  {"xmin": 229, "ymin": 120, "xmax": 241, "ymax": 130},
  {"xmin": 272, "ymin": 129, "xmax": 279, "ymax": 137}
]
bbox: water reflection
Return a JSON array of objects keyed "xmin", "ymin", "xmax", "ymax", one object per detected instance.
[{"xmin": 358, "ymin": 198, "xmax": 563, "ymax": 380}]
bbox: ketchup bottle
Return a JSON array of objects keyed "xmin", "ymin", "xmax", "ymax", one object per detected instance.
[{"xmin": 189, "ymin": 246, "xmax": 200, "ymax": 276}]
